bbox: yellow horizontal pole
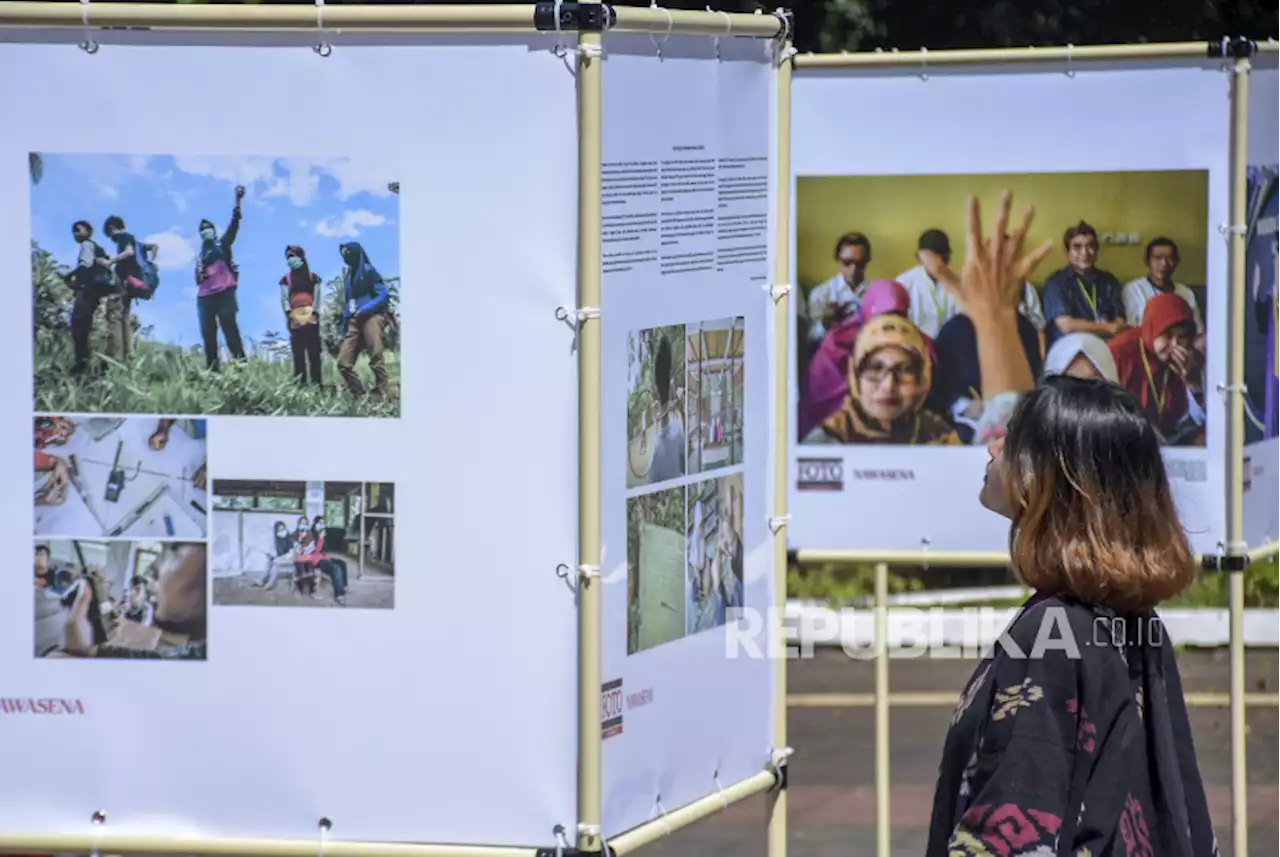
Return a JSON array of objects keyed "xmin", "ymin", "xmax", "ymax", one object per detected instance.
[
  {"xmin": 794, "ymin": 41, "xmax": 1226, "ymax": 69},
  {"xmin": 793, "ymin": 549, "xmax": 1011, "ymax": 567},
  {"xmin": 1250, "ymin": 541, "xmax": 1279, "ymax": 562},
  {"xmin": 0, "ymin": 2, "xmax": 782, "ymax": 38},
  {"xmin": 787, "ymin": 692, "xmax": 1280, "ymax": 708},
  {"xmin": 606, "ymin": 769, "xmax": 778, "ymax": 855},
  {"xmin": 611, "ymin": 6, "xmax": 781, "ymax": 38},
  {"xmin": 0, "ymin": 833, "xmax": 532, "ymax": 857}
]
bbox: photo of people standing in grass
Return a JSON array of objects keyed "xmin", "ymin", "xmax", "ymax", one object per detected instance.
[{"xmin": 29, "ymin": 152, "xmax": 402, "ymax": 417}]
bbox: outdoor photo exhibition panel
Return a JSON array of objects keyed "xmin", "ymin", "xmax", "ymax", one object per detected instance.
[
  {"xmin": 1243, "ymin": 57, "xmax": 1279, "ymax": 550},
  {"xmin": 788, "ymin": 59, "xmax": 1230, "ymax": 555},
  {"xmin": 1, "ymin": 33, "xmax": 581, "ymax": 847},
  {"xmin": 598, "ymin": 34, "xmax": 777, "ymax": 838}
]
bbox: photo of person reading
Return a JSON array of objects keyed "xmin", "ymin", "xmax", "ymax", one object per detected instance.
[
  {"xmin": 34, "ymin": 540, "xmax": 208, "ymax": 660},
  {"xmin": 30, "ymin": 153, "xmax": 402, "ymax": 417},
  {"xmin": 795, "ymin": 170, "xmax": 1209, "ymax": 447},
  {"xmin": 1108, "ymin": 292, "xmax": 1206, "ymax": 446},
  {"xmin": 626, "ymin": 325, "xmax": 687, "ymax": 488}
]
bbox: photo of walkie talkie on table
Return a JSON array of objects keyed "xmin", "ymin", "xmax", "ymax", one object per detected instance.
[{"xmin": 34, "ymin": 416, "xmax": 208, "ymax": 539}]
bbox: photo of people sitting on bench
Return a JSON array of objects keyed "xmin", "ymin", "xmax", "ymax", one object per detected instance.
[{"xmin": 210, "ymin": 479, "xmax": 395, "ymax": 609}]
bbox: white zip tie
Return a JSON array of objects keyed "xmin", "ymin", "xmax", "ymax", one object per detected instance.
[
  {"xmin": 920, "ymin": 536, "xmax": 931, "ymax": 572},
  {"xmin": 555, "ymin": 305, "xmax": 601, "ymax": 326},
  {"xmin": 764, "ymin": 282, "xmax": 792, "ymax": 302},
  {"xmin": 919, "ymin": 45, "xmax": 929, "ymax": 81},
  {"xmin": 1065, "ymin": 43, "xmax": 1075, "ymax": 78},
  {"xmin": 317, "ymin": 817, "xmax": 332, "ymax": 857},
  {"xmin": 707, "ymin": 7, "xmax": 731, "ymax": 60},
  {"xmin": 553, "ymin": 825, "xmax": 572, "ymax": 857},
  {"xmin": 89, "ymin": 810, "xmax": 106, "ymax": 857},
  {"xmin": 578, "ymin": 564, "xmax": 601, "ymax": 579},
  {"xmin": 79, "ymin": 0, "xmax": 98, "ymax": 54},
  {"xmin": 313, "ymin": 0, "xmax": 332, "ymax": 57},
  {"xmin": 770, "ymin": 746, "xmax": 795, "ymax": 774},
  {"xmin": 1216, "ymin": 382, "xmax": 1247, "ymax": 396},
  {"xmin": 713, "ymin": 769, "xmax": 730, "ymax": 810},
  {"xmin": 767, "ymin": 514, "xmax": 790, "ymax": 535},
  {"xmin": 649, "ymin": 2, "xmax": 673, "ymax": 60},
  {"xmin": 651, "ymin": 794, "xmax": 673, "ymax": 837},
  {"xmin": 1219, "ymin": 223, "xmax": 1248, "ymax": 240}
]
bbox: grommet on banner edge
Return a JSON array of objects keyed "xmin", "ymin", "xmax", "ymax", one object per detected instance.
[
  {"xmin": 763, "ymin": 282, "xmax": 792, "ymax": 302},
  {"xmin": 317, "ymin": 816, "xmax": 333, "ymax": 857},
  {"xmin": 650, "ymin": 794, "xmax": 673, "ymax": 837},
  {"xmin": 78, "ymin": 0, "xmax": 98, "ymax": 54},
  {"xmin": 313, "ymin": 0, "xmax": 332, "ymax": 57},
  {"xmin": 712, "ymin": 768, "xmax": 730, "ymax": 810},
  {"xmin": 767, "ymin": 514, "xmax": 790, "ymax": 534}
]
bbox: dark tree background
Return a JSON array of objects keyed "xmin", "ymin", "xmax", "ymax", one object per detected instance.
[{"xmin": 174, "ymin": 0, "xmax": 1277, "ymax": 52}]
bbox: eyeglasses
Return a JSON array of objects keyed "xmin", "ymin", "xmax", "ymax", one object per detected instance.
[{"xmin": 860, "ymin": 361, "xmax": 920, "ymax": 386}]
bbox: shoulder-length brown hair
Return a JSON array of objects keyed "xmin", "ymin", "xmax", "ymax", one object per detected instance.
[{"xmin": 1001, "ymin": 375, "xmax": 1196, "ymax": 612}]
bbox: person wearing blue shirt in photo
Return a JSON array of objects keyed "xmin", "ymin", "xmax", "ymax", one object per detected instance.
[
  {"xmin": 337, "ymin": 242, "xmax": 391, "ymax": 397},
  {"xmin": 1041, "ymin": 220, "xmax": 1127, "ymax": 351}
]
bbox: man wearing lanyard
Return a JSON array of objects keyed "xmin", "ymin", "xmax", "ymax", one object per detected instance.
[
  {"xmin": 1121, "ymin": 237, "xmax": 1205, "ymax": 349},
  {"xmin": 895, "ymin": 229, "xmax": 961, "ymax": 338},
  {"xmin": 1041, "ymin": 220, "xmax": 1126, "ymax": 350},
  {"xmin": 805, "ymin": 232, "xmax": 873, "ymax": 345}
]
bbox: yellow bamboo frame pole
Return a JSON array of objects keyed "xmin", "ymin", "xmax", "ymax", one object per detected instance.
[
  {"xmin": 873, "ymin": 562, "xmax": 891, "ymax": 857},
  {"xmin": 786, "ymin": 691, "xmax": 1280, "ymax": 708},
  {"xmin": 607, "ymin": 770, "xmax": 778, "ymax": 855},
  {"xmin": 767, "ymin": 35, "xmax": 794, "ymax": 857},
  {"xmin": 0, "ymin": 835, "xmax": 533, "ymax": 857},
  {"xmin": 794, "ymin": 545, "xmax": 1279, "ymax": 567},
  {"xmin": 792, "ymin": 41, "xmax": 1267, "ymax": 69},
  {"xmin": 0, "ymin": 2, "xmax": 783, "ymax": 37},
  {"xmin": 575, "ymin": 26, "xmax": 604, "ymax": 857},
  {"xmin": 1225, "ymin": 52, "xmax": 1252, "ymax": 857}
]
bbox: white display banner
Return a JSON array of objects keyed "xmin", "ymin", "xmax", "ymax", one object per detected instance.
[
  {"xmin": 1242, "ymin": 60, "xmax": 1278, "ymax": 550},
  {"xmin": 788, "ymin": 61, "xmax": 1229, "ymax": 555},
  {"xmin": 598, "ymin": 35, "xmax": 776, "ymax": 839},
  {"xmin": 3, "ymin": 34, "xmax": 580, "ymax": 847}
]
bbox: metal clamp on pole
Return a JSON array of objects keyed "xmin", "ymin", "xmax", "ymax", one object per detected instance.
[
  {"xmin": 1207, "ymin": 36, "xmax": 1259, "ymax": 59},
  {"xmin": 1202, "ymin": 542, "xmax": 1252, "ymax": 573},
  {"xmin": 534, "ymin": 2, "xmax": 616, "ymax": 32}
]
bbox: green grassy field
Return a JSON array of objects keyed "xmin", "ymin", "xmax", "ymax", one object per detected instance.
[{"xmin": 33, "ymin": 328, "xmax": 400, "ymax": 418}]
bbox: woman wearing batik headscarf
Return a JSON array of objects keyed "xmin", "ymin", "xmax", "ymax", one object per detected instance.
[
  {"xmin": 1108, "ymin": 291, "xmax": 1204, "ymax": 445},
  {"xmin": 799, "ymin": 279, "xmax": 939, "ymax": 439},
  {"xmin": 802, "ymin": 313, "xmax": 960, "ymax": 445},
  {"xmin": 336, "ymin": 242, "xmax": 391, "ymax": 397},
  {"xmin": 280, "ymin": 245, "xmax": 323, "ymax": 385},
  {"xmin": 194, "ymin": 185, "xmax": 247, "ymax": 370}
]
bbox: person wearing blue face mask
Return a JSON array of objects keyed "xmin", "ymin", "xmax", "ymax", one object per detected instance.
[
  {"xmin": 195, "ymin": 184, "xmax": 247, "ymax": 371},
  {"xmin": 336, "ymin": 241, "xmax": 391, "ymax": 396},
  {"xmin": 279, "ymin": 245, "xmax": 323, "ymax": 385}
]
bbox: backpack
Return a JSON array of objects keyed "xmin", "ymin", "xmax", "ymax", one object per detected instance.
[{"xmin": 124, "ymin": 238, "xmax": 160, "ymax": 300}]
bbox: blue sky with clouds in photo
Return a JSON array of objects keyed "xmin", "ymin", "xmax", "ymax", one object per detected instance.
[{"xmin": 31, "ymin": 154, "xmax": 400, "ymax": 349}]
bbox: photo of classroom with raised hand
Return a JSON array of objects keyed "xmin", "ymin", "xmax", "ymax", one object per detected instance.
[
  {"xmin": 34, "ymin": 416, "xmax": 207, "ymax": 539},
  {"xmin": 795, "ymin": 169, "xmax": 1209, "ymax": 448},
  {"xmin": 29, "ymin": 152, "xmax": 402, "ymax": 418},
  {"xmin": 210, "ymin": 479, "xmax": 396, "ymax": 609},
  {"xmin": 34, "ymin": 539, "xmax": 208, "ymax": 661}
]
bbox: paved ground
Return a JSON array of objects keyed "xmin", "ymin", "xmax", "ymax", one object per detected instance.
[{"xmin": 636, "ymin": 648, "xmax": 1278, "ymax": 857}]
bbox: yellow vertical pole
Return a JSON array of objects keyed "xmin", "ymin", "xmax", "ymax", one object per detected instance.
[
  {"xmin": 766, "ymin": 37, "xmax": 794, "ymax": 857},
  {"xmin": 575, "ymin": 26, "xmax": 604, "ymax": 856},
  {"xmin": 1225, "ymin": 52, "xmax": 1251, "ymax": 857},
  {"xmin": 873, "ymin": 561, "xmax": 891, "ymax": 857}
]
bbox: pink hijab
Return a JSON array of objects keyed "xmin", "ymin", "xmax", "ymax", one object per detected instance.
[{"xmin": 799, "ymin": 280, "xmax": 937, "ymax": 438}]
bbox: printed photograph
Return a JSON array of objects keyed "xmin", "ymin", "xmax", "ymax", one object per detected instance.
[
  {"xmin": 685, "ymin": 473, "xmax": 745, "ymax": 635},
  {"xmin": 211, "ymin": 480, "xmax": 395, "ymax": 609},
  {"xmin": 627, "ymin": 324, "xmax": 687, "ymax": 488},
  {"xmin": 795, "ymin": 170, "xmax": 1210, "ymax": 448},
  {"xmin": 626, "ymin": 485, "xmax": 686, "ymax": 655},
  {"xmin": 34, "ymin": 416, "xmax": 207, "ymax": 539},
  {"xmin": 1245, "ymin": 164, "xmax": 1277, "ymax": 443},
  {"xmin": 29, "ymin": 153, "xmax": 402, "ymax": 418},
  {"xmin": 34, "ymin": 539, "xmax": 208, "ymax": 660},
  {"xmin": 686, "ymin": 317, "xmax": 745, "ymax": 474}
]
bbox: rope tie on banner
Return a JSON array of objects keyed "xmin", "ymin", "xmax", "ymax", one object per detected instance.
[
  {"xmin": 1218, "ymin": 222, "xmax": 1248, "ymax": 242},
  {"xmin": 769, "ymin": 746, "xmax": 795, "ymax": 788},
  {"xmin": 706, "ymin": 7, "xmax": 731, "ymax": 60},
  {"xmin": 78, "ymin": 0, "xmax": 98, "ymax": 55},
  {"xmin": 919, "ymin": 46, "xmax": 929, "ymax": 81},
  {"xmin": 649, "ymin": 1, "xmax": 673, "ymax": 60},
  {"xmin": 317, "ymin": 817, "xmax": 332, "ymax": 857},
  {"xmin": 920, "ymin": 536, "xmax": 931, "ymax": 571},
  {"xmin": 713, "ymin": 769, "xmax": 730, "ymax": 810},
  {"xmin": 763, "ymin": 282, "xmax": 792, "ymax": 302},
  {"xmin": 1216, "ymin": 382, "xmax": 1247, "ymax": 397},
  {"xmin": 767, "ymin": 514, "xmax": 790, "ymax": 535},
  {"xmin": 1065, "ymin": 43, "xmax": 1075, "ymax": 78},
  {"xmin": 575, "ymin": 825, "xmax": 614, "ymax": 857},
  {"xmin": 555, "ymin": 305, "xmax": 601, "ymax": 330},
  {"xmin": 89, "ymin": 810, "xmax": 106, "ymax": 857},
  {"xmin": 770, "ymin": 9, "xmax": 793, "ymax": 66},
  {"xmin": 313, "ymin": 0, "xmax": 332, "ymax": 57},
  {"xmin": 650, "ymin": 794, "xmax": 674, "ymax": 837}
]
